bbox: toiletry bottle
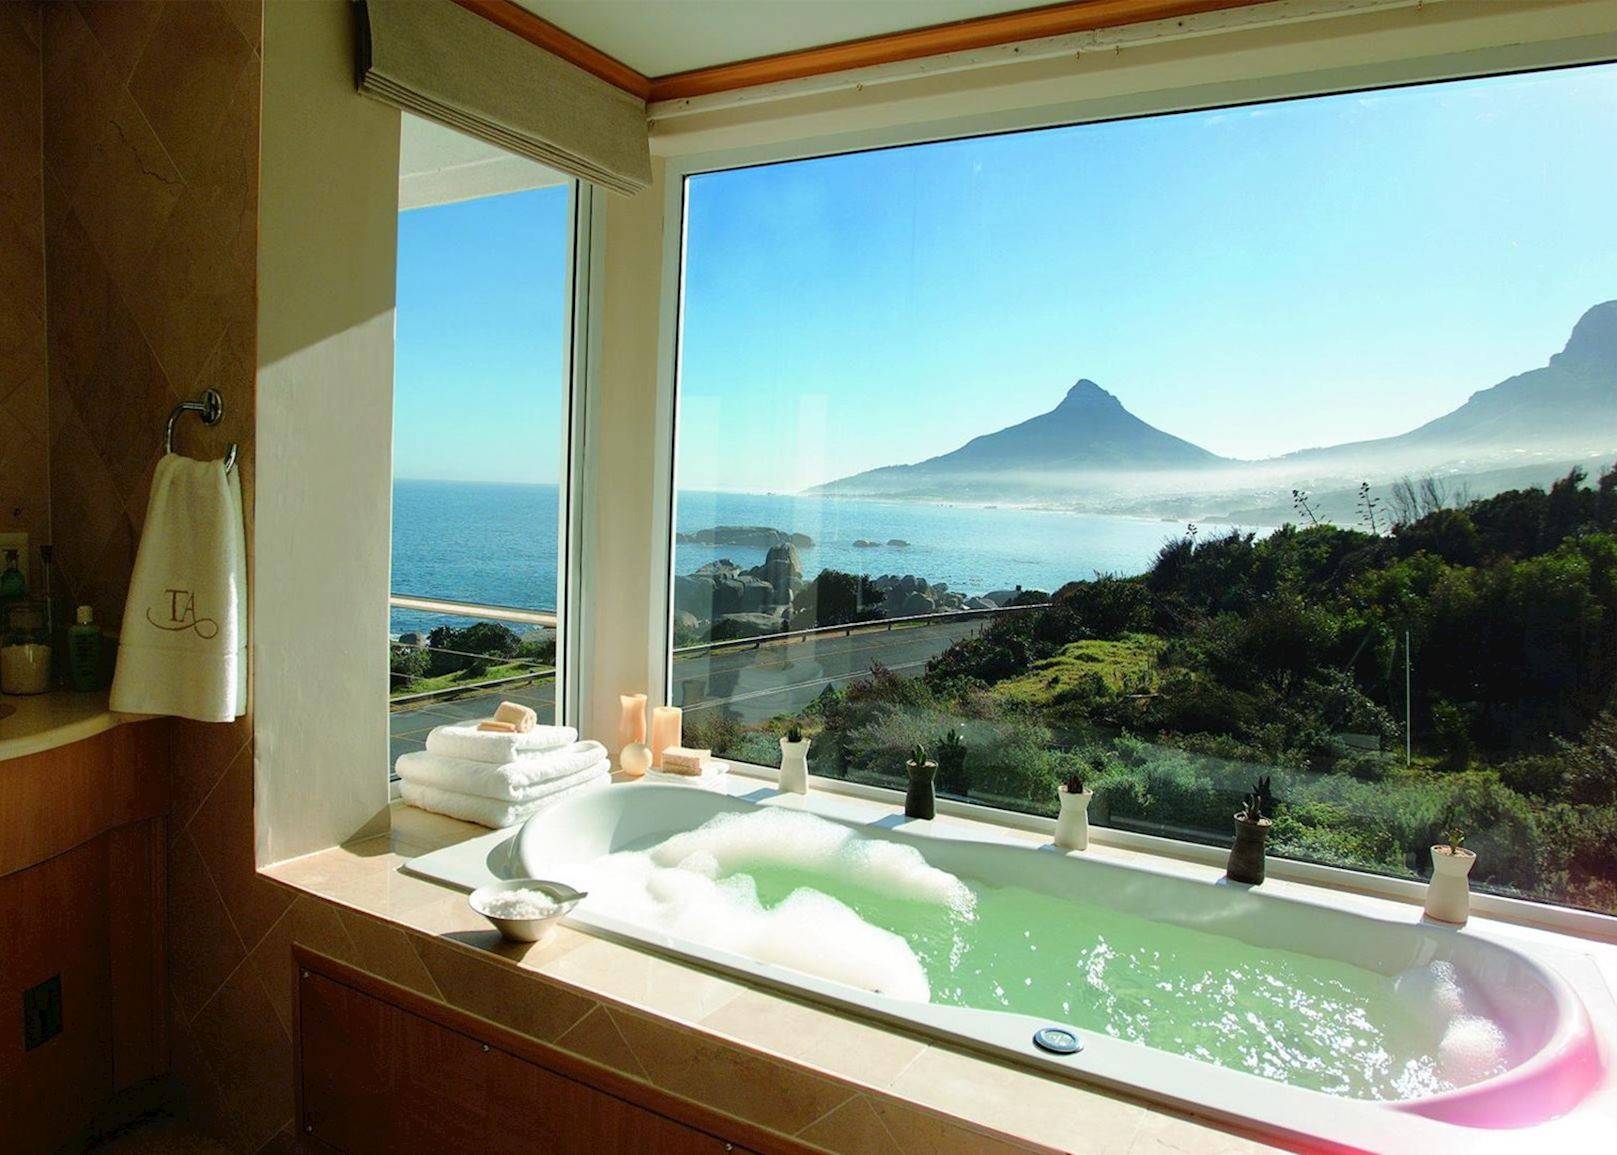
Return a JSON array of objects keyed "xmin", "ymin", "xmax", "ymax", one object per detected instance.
[
  {"xmin": 0, "ymin": 549, "xmax": 26, "ymax": 600},
  {"xmin": 68, "ymin": 605, "xmax": 100, "ymax": 691}
]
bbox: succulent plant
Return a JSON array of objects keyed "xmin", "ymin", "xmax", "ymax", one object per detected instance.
[
  {"xmin": 1064, "ymin": 769, "xmax": 1085, "ymax": 795},
  {"xmin": 785, "ymin": 721, "xmax": 804, "ymax": 744},
  {"xmin": 1441, "ymin": 826, "xmax": 1466, "ymax": 852},
  {"xmin": 939, "ymin": 728, "xmax": 965, "ymax": 755},
  {"xmin": 1239, "ymin": 775, "xmax": 1274, "ymax": 822},
  {"xmin": 909, "ymin": 743, "xmax": 929, "ymax": 768}
]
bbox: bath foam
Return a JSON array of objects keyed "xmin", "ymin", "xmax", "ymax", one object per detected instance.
[
  {"xmin": 1393, "ymin": 961, "xmax": 1510, "ymax": 1085},
  {"xmin": 571, "ymin": 829, "xmax": 932, "ymax": 1001},
  {"xmin": 648, "ymin": 809, "xmax": 976, "ymax": 913}
]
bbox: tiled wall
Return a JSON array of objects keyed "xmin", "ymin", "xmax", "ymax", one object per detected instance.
[
  {"xmin": 35, "ymin": 2, "xmax": 278, "ymax": 1150},
  {"xmin": 0, "ymin": 3, "xmax": 47, "ymax": 568}
]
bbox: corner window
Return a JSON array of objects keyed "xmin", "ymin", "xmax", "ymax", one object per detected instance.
[
  {"xmin": 389, "ymin": 114, "xmax": 578, "ymax": 771},
  {"xmin": 668, "ymin": 64, "xmax": 1617, "ymax": 913}
]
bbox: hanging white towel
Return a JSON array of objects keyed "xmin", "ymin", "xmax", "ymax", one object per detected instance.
[
  {"xmin": 395, "ymin": 742, "xmax": 608, "ymax": 802},
  {"xmin": 424, "ymin": 720, "xmax": 579, "ymax": 763},
  {"xmin": 110, "ymin": 455, "xmax": 246, "ymax": 722},
  {"xmin": 400, "ymin": 771, "xmax": 608, "ymax": 828}
]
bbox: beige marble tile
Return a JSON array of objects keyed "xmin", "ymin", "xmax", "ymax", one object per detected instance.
[
  {"xmin": 868, "ymin": 1097, "xmax": 1045, "ymax": 1155},
  {"xmin": 168, "ymin": 828, "xmax": 248, "ymax": 1022},
  {"xmin": 412, "ymin": 933, "xmax": 597, "ymax": 1043},
  {"xmin": 554, "ymin": 1004, "xmax": 649, "ymax": 1080},
  {"xmin": 702, "ymin": 989, "xmax": 927, "ymax": 1091},
  {"xmin": 542, "ymin": 934, "xmax": 747, "ymax": 1022},
  {"xmin": 41, "ymin": 0, "xmax": 124, "ymax": 198},
  {"xmin": 890, "ymin": 1045, "xmax": 1145, "ymax": 1155},
  {"xmin": 74, "ymin": 0, "xmax": 163, "ymax": 84},
  {"xmin": 608, "ymin": 1004, "xmax": 856, "ymax": 1136},
  {"xmin": 126, "ymin": 0, "xmax": 252, "ymax": 184},
  {"xmin": 338, "ymin": 908, "xmax": 443, "ymax": 999},
  {"xmin": 170, "ymin": 712, "xmax": 252, "ymax": 830},
  {"xmin": 247, "ymin": 895, "xmax": 354, "ymax": 1035},
  {"xmin": 798, "ymin": 1094, "xmax": 905, "ymax": 1155},
  {"xmin": 189, "ymin": 959, "xmax": 295, "ymax": 1154},
  {"xmin": 65, "ymin": 79, "xmax": 183, "ymax": 305},
  {"xmin": 190, "ymin": 745, "xmax": 294, "ymax": 953}
]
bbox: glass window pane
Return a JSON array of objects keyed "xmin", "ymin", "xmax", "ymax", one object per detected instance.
[
  {"xmin": 389, "ymin": 114, "xmax": 573, "ymax": 759},
  {"xmin": 670, "ymin": 64, "xmax": 1617, "ymax": 913}
]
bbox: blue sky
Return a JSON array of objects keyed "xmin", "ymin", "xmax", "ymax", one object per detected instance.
[
  {"xmin": 394, "ymin": 63, "xmax": 1617, "ymax": 490},
  {"xmin": 393, "ymin": 185, "xmax": 570, "ymax": 484}
]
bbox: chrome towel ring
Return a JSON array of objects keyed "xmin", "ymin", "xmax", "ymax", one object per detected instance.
[{"xmin": 164, "ymin": 388, "xmax": 238, "ymax": 474}]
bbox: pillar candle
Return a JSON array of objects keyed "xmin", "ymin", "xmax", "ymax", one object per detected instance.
[
  {"xmin": 650, "ymin": 705, "xmax": 682, "ymax": 768},
  {"xmin": 618, "ymin": 693, "xmax": 648, "ymax": 749}
]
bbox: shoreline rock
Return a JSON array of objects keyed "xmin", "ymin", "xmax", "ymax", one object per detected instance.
[{"xmin": 677, "ymin": 526, "xmax": 814, "ymax": 548}]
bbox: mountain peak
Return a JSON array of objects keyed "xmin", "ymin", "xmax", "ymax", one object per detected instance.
[
  {"xmin": 1551, "ymin": 299, "xmax": 1617, "ymax": 371},
  {"xmin": 1061, "ymin": 379, "xmax": 1121, "ymax": 407}
]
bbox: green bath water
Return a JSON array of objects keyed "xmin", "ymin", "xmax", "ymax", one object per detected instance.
[{"xmin": 734, "ymin": 860, "xmax": 1450, "ymax": 1100}]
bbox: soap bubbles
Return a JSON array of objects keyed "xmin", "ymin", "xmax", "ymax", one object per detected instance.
[
  {"xmin": 1392, "ymin": 960, "xmax": 1509, "ymax": 1088},
  {"xmin": 572, "ymin": 809, "xmax": 961, "ymax": 1001}
]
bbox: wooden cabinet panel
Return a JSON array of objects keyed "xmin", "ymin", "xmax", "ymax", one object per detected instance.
[{"xmin": 299, "ymin": 968, "xmax": 766, "ymax": 1154}]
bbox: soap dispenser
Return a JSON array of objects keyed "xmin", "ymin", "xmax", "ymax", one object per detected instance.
[{"xmin": 68, "ymin": 605, "xmax": 100, "ymax": 691}]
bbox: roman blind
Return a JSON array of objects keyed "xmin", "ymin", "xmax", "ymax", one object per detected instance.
[{"xmin": 355, "ymin": 0, "xmax": 651, "ymax": 195}]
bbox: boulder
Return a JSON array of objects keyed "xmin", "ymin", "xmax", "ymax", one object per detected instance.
[
  {"xmin": 963, "ymin": 596, "xmax": 997, "ymax": 610},
  {"xmin": 710, "ymin": 612, "xmax": 786, "ymax": 641},
  {"xmin": 893, "ymin": 590, "xmax": 936, "ymax": 617},
  {"xmin": 677, "ymin": 526, "xmax": 814, "ymax": 548},
  {"xmin": 674, "ymin": 573, "xmax": 717, "ymax": 617}
]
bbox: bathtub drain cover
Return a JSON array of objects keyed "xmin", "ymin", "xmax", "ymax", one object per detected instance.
[{"xmin": 1033, "ymin": 1027, "xmax": 1082, "ymax": 1055}]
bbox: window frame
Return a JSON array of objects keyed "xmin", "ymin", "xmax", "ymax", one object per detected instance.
[
  {"xmin": 387, "ymin": 176, "xmax": 594, "ymax": 778},
  {"xmin": 651, "ymin": 44, "xmax": 1617, "ymax": 939}
]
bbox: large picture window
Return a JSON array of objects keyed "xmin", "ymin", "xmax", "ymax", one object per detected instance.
[
  {"xmin": 388, "ymin": 115, "xmax": 577, "ymax": 769},
  {"xmin": 669, "ymin": 64, "xmax": 1617, "ymax": 913}
]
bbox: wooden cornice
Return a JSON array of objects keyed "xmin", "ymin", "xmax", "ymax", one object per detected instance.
[{"xmin": 456, "ymin": 0, "xmax": 1271, "ymax": 105}]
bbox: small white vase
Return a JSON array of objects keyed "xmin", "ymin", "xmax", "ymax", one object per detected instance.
[
  {"xmin": 1424, "ymin": 846, "xmax": 1476, "ymax": 925},
  {"xmin": 1054, "ymin": 785, "xmax": 1093, "ymax": 851},
  {"xmin": 779, "ymin": 737, "xmax": 810, "ymax": 794}
]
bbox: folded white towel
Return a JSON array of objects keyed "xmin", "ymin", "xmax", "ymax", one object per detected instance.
[
  {"xmin": 424, "ymin": 720, "xmax": 579, "ymax": 763},
  {"xmin": 111, "ymin": 454, "xmax": 246, "ymax": 722},
  {"xmin": 396, "ymin": 742, "xmax": 609, "ymax": 802},
  {"xmin": 400, "ymin": 771, "xmax": 608, "ymax": 828}
]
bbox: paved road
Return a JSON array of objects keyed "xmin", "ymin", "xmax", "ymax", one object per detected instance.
[
  {"xmin": 387, "ymin": 616, "xmax": 988, "ymax": 769},
  {"xmin": 672, "ymin": 617, "xmax": 987, "ymax": 724}
]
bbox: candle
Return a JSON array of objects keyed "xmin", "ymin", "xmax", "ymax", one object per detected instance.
[
  {"xmin": 618, "ymin": 693, "xmax": 647, "ymax": 749},
  {"xmin": 650, "ymin": 705, "xmax": 683, "ymax": 769}
]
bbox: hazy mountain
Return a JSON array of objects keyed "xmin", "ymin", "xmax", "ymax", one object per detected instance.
[
  {"xmin": 810, "ymin": 379, "xmax": 1226, "ymax": 500},
  {"xmin": 810, "ymin": 302, "xmax": 1617, "ymax": 507},
  {"xmin": 1280, "ymin": 299, "xmax": 1617, "ymax": 475}
]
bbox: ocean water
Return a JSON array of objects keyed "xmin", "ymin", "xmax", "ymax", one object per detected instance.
[{"xmin": 390, "ymin": 479, "xmax": 1247, "ymax": 632}]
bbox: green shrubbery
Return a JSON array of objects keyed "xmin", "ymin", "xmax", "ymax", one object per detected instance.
[{"xmin": 699, "ymin": 465, "xmax": 1617, "ymax": 912}]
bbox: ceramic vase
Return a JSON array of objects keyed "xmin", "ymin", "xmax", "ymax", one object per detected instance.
[
  {"xmin": 778, "ymin": 737, "xmax": 810, "ymax": 794},
  {"xmin": 1424, "ymin": 846, "xmax": 1476, "ymax": 925},
  {"xmin": 905, "ymin": 760, "xmax": 937, "ymax": 820},
  {"xmin": 1225, "ymin": 814, "xmax": 1271, "ymax": 884},
  {"xmin": 1054, "ymin": 785, "xmax": 1093, "ymax": 851}
]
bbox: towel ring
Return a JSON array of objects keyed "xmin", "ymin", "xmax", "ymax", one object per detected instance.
[{"xmin": 164, "ymin": 389, "xmax": 238, "ymax": 474}]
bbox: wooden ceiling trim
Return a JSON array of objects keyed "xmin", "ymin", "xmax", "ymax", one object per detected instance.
[{"xmin": 457, "ymin": 0, "xmax": 1275, "ymax": 106}]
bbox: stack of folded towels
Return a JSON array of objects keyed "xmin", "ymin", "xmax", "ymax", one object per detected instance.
[{"xmin": 396, "ymin": 701, "xmax": 610, "ymax": 828}]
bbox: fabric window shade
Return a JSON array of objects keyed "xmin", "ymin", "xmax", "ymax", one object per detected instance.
[{"xmin": 356, "ymin": 0, "xmax": 650, "ymax": 194}]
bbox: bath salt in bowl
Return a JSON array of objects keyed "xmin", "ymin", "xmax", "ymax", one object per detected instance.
[{"xmin": 469, "ymin": 878, "xmax": 587, "ymax": 943}]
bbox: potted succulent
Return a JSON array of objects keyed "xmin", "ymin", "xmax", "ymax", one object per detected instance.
[
  {"xmin": 1225, "ymin": 776, "xmax": 1274, "ymax": 885},
  {"xmin": 905, "ymin": 743, "xmax": 937, "ymax": 820},
  {"xmin": 778, "ymin": 721, "xmax": 810, "ymax": 795},
  {"xmin": 936, "ymin": 728, "xmax": 970, "ymax": 796},
  {"xmin": 1054, "ymin": 769, "xmax": 1093, "ymax": 851},
  {"xmin": 1424, "ymin": 826, "xmax": 1476, "ymax": 925}
]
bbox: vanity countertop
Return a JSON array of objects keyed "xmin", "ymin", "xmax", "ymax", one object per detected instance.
[{"xmin": 0, "ymin": 689, "xmax": 135, "ymax": 762}]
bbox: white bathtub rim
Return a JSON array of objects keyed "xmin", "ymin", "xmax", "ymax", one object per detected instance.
[{"xmin": 401, "ymin": 782, "xmax": 1614, "ymax": 1151}]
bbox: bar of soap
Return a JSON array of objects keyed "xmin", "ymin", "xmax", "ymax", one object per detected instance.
[
  {"xmin": 477, "ymin": 720, "xmax": 517, "ymax": 733},
  {"xmin": 661, "ymin": 746, "xmax": 711, "ymax": 773},
  {"xmin": 494, "ymin": 701, "xmax": 537, "ymax": 731}
]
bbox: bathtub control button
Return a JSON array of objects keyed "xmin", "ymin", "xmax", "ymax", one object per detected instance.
[{"xmin": 1033, "ymin": 1027, "xmax": 1082, "ymax": 1055}]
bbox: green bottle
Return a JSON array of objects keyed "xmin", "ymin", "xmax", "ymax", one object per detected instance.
[
  {"xmin": 0, "ymin": 549, "xmax": 26, "ymax": 600},
  {"xmin": 68, "ymin": 605, "xmax": 100, "ymax": 691}
]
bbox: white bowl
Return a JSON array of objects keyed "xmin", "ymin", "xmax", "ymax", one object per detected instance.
[{"xmin": 468, "ymin": 878, "xmax": 586, "ymax": 943}]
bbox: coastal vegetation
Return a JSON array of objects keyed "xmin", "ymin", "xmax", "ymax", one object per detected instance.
[{"xmin": 686, "ymin": 465, "xmax": 1617, "ymax": 914}]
